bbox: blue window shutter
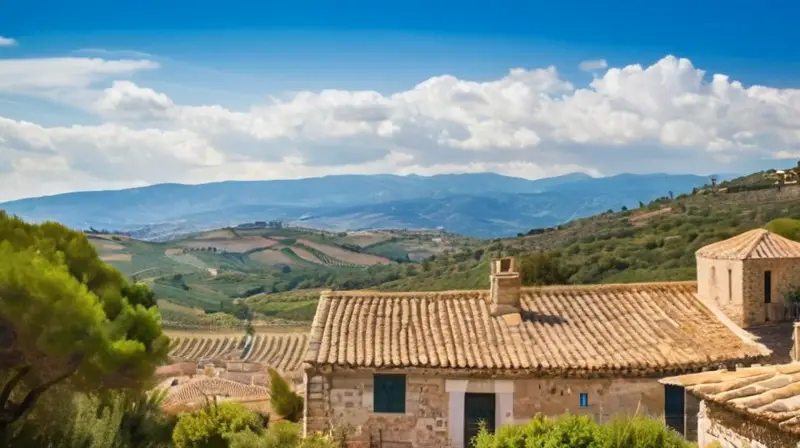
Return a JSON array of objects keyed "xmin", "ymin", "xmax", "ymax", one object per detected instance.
[
  {"xmin": 374, "ymin": 374, "xmax": 406, "ymax": 413},
  {"xmin": 580, "ymin": 393, "xmax": 588, "ymax": 408}
]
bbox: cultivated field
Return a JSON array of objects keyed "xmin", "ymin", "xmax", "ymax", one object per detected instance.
[
  {"xmin": 335, "ymin": 231, "xmax": 392, "ymax": 247},
  {"xmin": 247, "ymin": 248, "xmax": 297, "ymax": 266},
  {"xmin": 299, "ymin": 239, "xmax": 392, "ymax": 266},
  {"xmin": 178, "ymin": 235, "xmax": 277, "ymax": 253},
  {"xmin": 167, "ymin": 330, "xmax": 309, "ymax": 376},
  {"xmin": 100, "ymin": 253, "xmax": 133, "ymax": 262}
]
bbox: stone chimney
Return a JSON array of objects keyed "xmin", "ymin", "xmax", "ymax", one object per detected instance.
[{"xmin": 490, "ymin": 257, "xmax": 521, "ymax": 317}]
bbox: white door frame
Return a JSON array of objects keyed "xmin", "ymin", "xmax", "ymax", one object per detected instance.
[{"xmin": 446, "ymin": 379, "xmax": 514, "ymax": 448}]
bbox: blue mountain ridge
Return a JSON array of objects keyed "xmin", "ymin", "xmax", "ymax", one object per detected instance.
[{"xmin": 0, "ymin": 172, "xmax": 726, "ymax": 239}]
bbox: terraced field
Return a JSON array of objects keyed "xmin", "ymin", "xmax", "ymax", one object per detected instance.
[
  {"xmin": 167, "ymin": 331, "xmax": 309, "ymax": 375},
  {"xmin": 178, "ymin": 236, "xmax": 277, "ymax": 253},
  {"xmin": 294, "ymin": 243, "xmax": 361, "ymax": 268},
  {"xmin": 298, "ymin": 239, "xmax": 393, "ymax": 266}
]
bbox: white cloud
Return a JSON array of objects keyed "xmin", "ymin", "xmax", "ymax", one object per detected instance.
[
  {"xmin": 1, "ymin": 54, "xmax": 800, "ymax": 201},
  {"xmin": 0, "ymin": 36, "xmax": 16, "ymax": 47},
  {"xmin": 578, "ymin": 59, "xmax": 608, "ymax": 72}
]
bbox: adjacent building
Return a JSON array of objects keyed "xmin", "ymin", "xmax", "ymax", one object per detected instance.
[
  {"xmin": 661, "ymin": 357, "xmax": 800, "ymax": 448},
  {"xmin": 300, "ymin": 228, "xmax": 800, "ymax": 447}
]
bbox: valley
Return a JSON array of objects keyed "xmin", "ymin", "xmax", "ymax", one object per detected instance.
[
  {"xmin": 87, "ymin": 224, "xmax": 480, "ymax": 327},
  {"xmin": 83, "ymin": 168, "xmax": 800, "ymax": 331}
]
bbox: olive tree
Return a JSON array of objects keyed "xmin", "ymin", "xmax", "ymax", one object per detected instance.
[{"xmin": 0, "ymin": 211, "xmax": 169, "ymax": 428}]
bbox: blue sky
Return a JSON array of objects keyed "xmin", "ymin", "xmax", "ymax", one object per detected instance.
[{"xmin": 1, "ymin": 0, "xmax": 799, "ymax": 200}]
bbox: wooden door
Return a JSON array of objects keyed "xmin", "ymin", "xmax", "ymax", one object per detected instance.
[
  {"xmin": 664, "ymin": 384, "xmax": 685, "ymax": 436},
  {"xmin": 464, "ymin": 393, "xmax": 495, "ymax": 447}
]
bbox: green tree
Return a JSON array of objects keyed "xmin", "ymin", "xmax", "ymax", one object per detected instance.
[
  {"xmin": 518, "ymin": 252, "xmax": 570, "ymax": 286},
  {"xmin": 172, "ymin": 401, "xmax": 264, "ymax": 448},
  {"xmin": 268, "ymin": 369, "xmax": 303, "ymax": 423},
  {"xmin": 766, "ymin": 218, "xmax": 800, "ymax": 241},
  {"xmin": 0, "ymin": 212, "xmax": 169, "ymax": 428}
]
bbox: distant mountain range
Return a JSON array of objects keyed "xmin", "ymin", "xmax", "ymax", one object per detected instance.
[{"xmin": 0, "ymin": 172, "xmax": 732, "ymax": 240}]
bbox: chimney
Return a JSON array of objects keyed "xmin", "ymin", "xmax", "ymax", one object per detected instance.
[{"xmin": 490, "ymin": 257, "xmax": 521, "ymax": 317}]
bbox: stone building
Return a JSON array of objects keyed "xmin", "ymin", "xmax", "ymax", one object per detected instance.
[
  {"xmin": 696, "ymin": 228, "xmax": 800, "ymax": 327},
  {"xmin": 660, "ymin": 358, "xmax": 800, "ymax": 448},
  {"xmin": 300, "ymin": 228, "xmax": 800, "ymax": 447}
]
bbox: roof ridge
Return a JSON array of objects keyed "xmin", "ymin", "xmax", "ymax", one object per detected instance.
[
  {"xmin": 740, "ymin": 228, "xmax": 770, "ymax": 259},
  {"xmin": 318, "ymin": 281, "xmax": 697, "ymax": 299},
  {"xmin": 520, "ymin": 281, "xmax": 696, "ymax": 291}
]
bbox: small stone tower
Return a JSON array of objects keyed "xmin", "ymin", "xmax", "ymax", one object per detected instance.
[
  {"xmin": 490, "ymin": 257, "xmax": 521, "ymax": 317},
  {"xmin": 695, "ymin": 229, "xmax": 800, "ymax": 328}
]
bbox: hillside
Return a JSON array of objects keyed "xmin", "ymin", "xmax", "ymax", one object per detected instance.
[
  {"xmin": 85, "ymin": 169, "xmax": 798, "ymax": 329},
  {"xmin": 87, "ymin": 224, "xmax": 480, "ymax": 327},
  {"xmin": 378, "ymin": 171, "xmax": 800, "ymax": 291},
  {"xmin": 1, "ymin": 172, "xmax": 719, "ymax": 239}
]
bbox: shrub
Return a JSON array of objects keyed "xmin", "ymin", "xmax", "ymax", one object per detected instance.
[
  {"xmin": 269, "ymin": 369, "xmax": 304, "ymax": 422},
  {"xmin": 471, "ymin": 413, "xmax": 692, "ymax": 448},
  {"xmin": 172, "ymin": 402, "xmax": 265, "ymax": 448},
  {"xmin": 225, "ymin": 422, "xmax": 338, "ymax": 448},
  {"xmin": 766, "ymin": 218, "xmax": 800, "ymax": 241}
]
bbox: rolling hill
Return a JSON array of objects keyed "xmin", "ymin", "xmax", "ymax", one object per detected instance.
[
  {"xmin": 376, "ymin": 170, "xmax": 800, "ymax": 291},
  {"xmin": 80, "ymin": 168, "xmax": 793, "ymax": 330},
  {"xmin": 0, "ymin": 172, "xmax": 722, "ymax": 239},
  {"xmin": 86, "ymin": 224, "xmax": 481, "ymax": 327}
]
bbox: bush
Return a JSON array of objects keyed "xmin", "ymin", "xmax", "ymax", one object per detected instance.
[
  {"xmin": 172, "ymin": 402, "xmax": 265, "ymax": 448},
  {"xmin": 471, "ymin": 414, "xmax": 692, "ymax": 448},
  {"xmin": 225, "ymin": 422, "xmax": 338, "ymax": 448},
  {"xmin": 269, "ymin": 370, "xmax": 304, "ymax": 423},
  {"xmin": 766, "ymin": 218, "xmax": 800, "ymax": 241}
]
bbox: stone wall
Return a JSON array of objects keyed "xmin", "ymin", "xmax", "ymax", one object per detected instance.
[
  {"xmin": 304, "ymin": 371, "xmax": 666, "ymax": 447},
  {"xmin": 742, "ymin": 259, "xmax": 800, "ymax": 326},
  {"xmin": 697, "ymin": 400, "xmax": 800, "ymax": 448},
  {"xmin": 696, "ymin": 256, "xmax": 744, "ymax": 326},
  {"xmin": 513, "ymin": 377, "xmax": 664, "ymax": 424},
  {"xmin": 304, "ymin": 371, "xmax": 449, "ymax": 447}
]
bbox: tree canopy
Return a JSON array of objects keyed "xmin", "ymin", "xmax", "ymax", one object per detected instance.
[
  {"xmin": 0, "ymin": 211, "xmax": 169, "ymax": 427},
  {"xmin": 766, "ymin": 218, "xmax": 800, "ymax": 242}
]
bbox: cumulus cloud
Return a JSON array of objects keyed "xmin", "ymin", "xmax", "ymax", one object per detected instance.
[
  {"xmin": 0, "ymin": 36, "xmax": 16, "ymax": 47},
  {"xmin": 1, "ymin": 54, "xmax": 800, "ymax": 201},
  {"xmin": 578, "ymin": 59, "xmax": 608, "ymax": 72}
]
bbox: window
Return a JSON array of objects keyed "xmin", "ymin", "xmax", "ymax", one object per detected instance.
[
  {"xmin": 373, "ymin": 374, "xmax": 406, "ymax": 413},
  {"xmin": 579, "ymin": 393, "xmax": 588, "ymax": 408},
  {"xmin": 727, "ymin": 269, "xmax": 732, "ymax": 302},
  {"xmin": 500, "ymin": 258, "xmax": 511, "ymax": 272},
  {"xmin": 765, "ymin": 271, "xmax": 772, "ymax": 304}
]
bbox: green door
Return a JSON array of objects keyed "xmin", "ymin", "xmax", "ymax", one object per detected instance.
[{"xmin": 464, "ymin": 393, "xmax": 495, "ymax": 447}]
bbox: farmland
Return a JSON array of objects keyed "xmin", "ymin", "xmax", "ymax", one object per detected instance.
[
  {"xmin": 166, "ymin": 329, "xmax": 309, "ymax": 377},
  {"xmin": 88, "ymin": 225, "xmax": 477, "ymax": 327}
]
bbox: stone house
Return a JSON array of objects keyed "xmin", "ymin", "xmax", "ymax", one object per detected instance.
[
  {"xmin": 696, "ymin": 228, "xmax": 800, "ymax": 327},
  {"xmin": 660, "ymin": 358, "xmax": 800, "ymax": 448},
  {"xmin": 300, "ymin": 229, "xmax": 800, "ymax": 447}
]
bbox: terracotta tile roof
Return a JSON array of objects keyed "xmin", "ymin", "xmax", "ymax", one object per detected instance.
[
  {"xmin": 162, "ymin": 377, "xmax": 270, "ymax": 407},
  {"xmin": 304, "ymin": 282, "xmax": 770, "ymax": 376},
  {"xmin": 661, "ymin": 363, "xmax": 800, "ymax": 434},
  {"xmin": 696, "ymin": 228, "xmax": 800, "ymax": 260}
]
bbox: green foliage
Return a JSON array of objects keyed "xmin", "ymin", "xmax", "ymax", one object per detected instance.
[
  {"xmin": 225, "ymin": 422, "xmax": 338, "ymax": 448},
  {"xmin": 766, "ymin": 218, "xmax": 800, "ymax": 241},
  {"xmin": 2, "ymin": 388, "xmax": 176, "ymax": 448},
  {"xmin": 269, "ymin": 369, "xmax": 304, "ymax": 423},
  {"xmin": 518, "ymin": 252, "xmax": 571, "ymax": 286},
  {"xmin": 0, "ymin": 211, "xmax": 169, "ymax": 427},
  {"xmin": 172, "ymin": 402, "xmax": 265, "ymax": 448},
  {"xmin": 471, "ymin": 414, "xmax": 692, "ymax": 448}
]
